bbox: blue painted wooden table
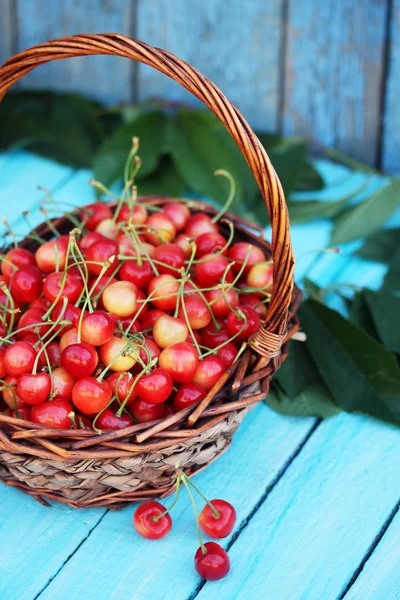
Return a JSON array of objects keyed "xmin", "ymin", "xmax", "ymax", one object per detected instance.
[{"xmin": 0, "ymin": 152, "xmax": 399, "ymax": 600}]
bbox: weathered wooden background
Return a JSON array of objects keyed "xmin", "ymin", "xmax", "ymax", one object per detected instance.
[{"xmin": 0, "ymin": 0, "xmax": 398, "ymax": 173}]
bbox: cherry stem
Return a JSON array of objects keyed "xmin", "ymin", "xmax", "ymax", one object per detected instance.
[
  {"xmin": 180, "ymin": 473, "xmax": 207, "ymax": 554},
  {"xmin": 0, "ymin": 282, "xmax": 17, "ymax": 337},
  {"xmin": 180, "ymin": 473, "xmax": 219, "ymax": 519},
  {"xmin": 115, "ymin": 357, "xmax": 158, "ymax": 417},
  {"xmin": 211, "ymin": 170, "xmax": 236, "ymax": 223},
  {"xmin": 152, "ymin": 476, "xmax": 181, "ymax": 522},
  {"xmin": 1, "ymin": 217, "xmax": 18, "ymax": 249}
]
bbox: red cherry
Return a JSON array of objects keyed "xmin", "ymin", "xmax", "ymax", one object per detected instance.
[
  {"xmin": 185, "ymin": 214, "xmax": 218, "ymax": 239},
  {"xmin": 31, "ymin": 400, "xmax": 73, "ymax": 429},
  {"xmin": 61, "ymin": 342, "xmax": 99, "ymax": 378},
  {"xmin": 116, "ymin": 203, "xmax": 148, "ymax": 225},
  {"xmin": 228, "ymin": 242, "xmax": 266, "ymax": 275},
  {"xmin": 0, "ymin": 348, "xmax": 7, "ymax": 378},
  {"xmin": 194, "ymin": 254, "xmax": 232, "ymax": 288},
  {"xmin": 239, "ymin": 292, "xmax": 268, "ymax": 318},
  {"xmin": 148, "ymin": 275, "xmax": 179, "ymax": 311},
  {"xmin": 154, "ymin": 243, "xmax": 185, "ymax": 276},
  {"xmin": 107, "ymin": 371, "xmax": 137, "ymax": 406},
  {"xmin": 95, "ymin": 408, "xmax": 134, "ymax": 430},
  {"xmin": 72, "ymin": 377, "xmax": 112, "ymax": 415},
  {"xmin": 2, "ymin": 375, "xmax": 27, "ymax": 409},
  {"xmin": 153, "ymin": 315, "xmax": 188, "ymax": 348},
  {"xmin": 137, "ymin": 338, "xmax": 161, "ymax": 367},
  {"xmin": 120, "ymin": 259, "xmax": 153, "ymax": 290},
  {"xmin": 205, "ymin": 287, "xmax": 239, "ymax": 318},
  {"xmin": 43, "ymin": 271, "xmax": 83, "ymax": 304},
  {"xmin": 173, "ymin": 382, "xmax": 207, "ymax": 412},
  {"xmin": 194, "ymin": 542, "xmax": 230, "ymax": 580},
  {"xmin": 81, "ymin": 202, "xmax": 113, "ymax": 231},
  {"xmin": 163, "ymin": 202, "xmax": 191, "ymax": 231},
  {"xmin": 226, "ymin": 306, "xmax": 261, "ymax": 341},
  {"xmin": 52, "ymin": 302, "xmax": 81, "ymax": 334},
  {"xmin": 17, "ymin": 308, "xmax": 51, "ymax": 339},
  {"xmin": 3, "ymin": 341, "xmax": 36, "ymax": 376},
  {"xmin": 86, "ymin": 238, "xmax": 119, "ymax": 276},
  {"xmin": 144, "ymin": 213, "xmax": 176, "ymax": 246},
  {"xmin": 89, "ymin": 275, "xmax": 118, "ymax": 298},
  {"xmin": 79, "ymin": 231, "xmax": 105, "ymax": 250},
  {"xmin": 136, "ymin": 368, "xmax": 173, "ymax": 404},
  {"xmin": 35, "ymin": 238, "xmax": 68, "ymax": 273},
  {"xmin": 195, "ymin": 232, "xmax": 227, "ymax": 258},
  {"xmin": 178, "ymin": 296, "xmax": 212, "ymax": 330},
  {"xmin": 10, "ymin": 265, "xmax": 43, "ymax": 303},
  {"xmin": 130, "ymin": 397, "xmax": 164, "ymax": 422},
  {"xmin": 199, "ymin": 499, "xmax": 236, "ymax": 538},
  {"xmin": 162, "ymin": 402, "xmax": 174, "ymax": 418},
  {"xmin": 81, "ymin": 310, "xmax": 115, "ymax": 346},
  {"xmin": 193, "ymin": 356, "xmax": 226, "ymax": 390},
  {"xmin": 201, "ymin": 322, "xmax": 230, "ymax": 349},
  {"xmin": 141, "ymin": 309, "xmax": 167, "ymax": 331},
  {"xmin": 30, "ymin": 297, "xmax": 50, "ymax": 311},
  {"xmin": 133, "ymin": 501, "xmax": 172, "ymax": 539},
  {"xmin": 17, "ymin": 372, "xmax": 51, "ymax": 405},
  {"xmin": 51, "ymin": 367, "xmax": 75, "ymax": 399},
  {"xmin": 38, "ymin": 340, "xmax": 62, "ymax": 369},
  {"xmin": 217, "ymin": 342, "xmax": 238, "ymax": 366},
  {"xmin": 159, "ymin": 342, "xmax": 199, "ymax": 384},
  {"xmin": 1, "ymin": 248, "xmax": 36, "ymax": 282},
  {"xmin": 9, "ymin": 405, "xmax": 31, "ymax": 420},
  {"xmin": 75, "ymin": 415, "xmax": 93, "ymax": 430}
]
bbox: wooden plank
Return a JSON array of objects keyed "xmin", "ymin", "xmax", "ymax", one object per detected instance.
[
  {"xmin": 194, "ymin": 413, "xmax": 400, "ymax": 600},
  {"xmin": 0, "ymin": 0, "xmax": 14, "ymax": 65},
  {"xmin": 283, "ymin": 0, "xmax": 388, "ymax": 166},
  {"xmin": 382, "ymin": 0, "xmax": 400, "ymax": 174},
  {"xmin": 137, "ymin": 0, "xmax": 283, "ymax": 130},
  {"xmin": 34, "ymin": 406, "xmax": 315, "ymax": 600},
  {"xmin": 344, "ymin": 506, "xmax": 400, "ymax": 600},
  {"xmin": 15, "ymin": 0, "xmax": 137, "ymax": 104}
]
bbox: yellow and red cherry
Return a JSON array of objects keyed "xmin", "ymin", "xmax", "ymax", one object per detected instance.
[
  {"xmin": 72, "ymin": 377, "xmax": 112, "ymax": 414},
  {"xmin": 2, "ymin": 374, "xmax": 27, "ymax": 409},
  {"xmin": 153, "ymin": 315, "xmax": 188, "ymax": 348},
  {"xmin": 80, "ymin": 310, "xmax": 115, "ymax": 346},
  {"xmin": 175, "ymin": 234, "xmax": 192, "ymax": 259},
  {"xmin": 102, "ymin": 281, "xmax": 137, "ymax": 317},
  {"xmin": 145, "ymin": 213, "xmax": 176, "ymax": 246},
  {"xmin": 148, "ymin": 274, "xmax": 179, "ymax": 311},
  {"xmin": 51, "ymin": 367, "xmax": 76, "ymax": 400},
  {"xmin": 59, "ymin": 328, "xmax": 79, "ymax": 351},
  {"xmin": 95, "ymin": 217, "xmax": 118, "ymax": 239},
  {"xmin": 246, "ymin": 261, "xmax": 273, "ymax": 296},
  {"xmin": 163, "ymin": 201, "xmax": 191, "ymax": 231},
  {"xmin": 81, "ymin": 202, "xmax": 113, "ymax": 231},
  {"xmin": 185, "ymin": 214, "xmax": 218, "ymax": 239},
  {"xmin": 106, "ymin": 371, "xmax": 137, "ymax": 406},
  {"xmin": 35, "ymin": 237, "xmax": 69, "ymax": 273},
  {"xmin": 178, "ymin": 296, "xmax": 211, "ymax": 330},
  {"xmin": 99, "ymin": 336, "xmax": 138, "ymax": 372},
  {"xmin": 116, "ymin": 203, "xmax": 148, "ymax": 225},
  {"xmin": 159, "ymin": 342, "xmax": 199, "ymax": 384}
]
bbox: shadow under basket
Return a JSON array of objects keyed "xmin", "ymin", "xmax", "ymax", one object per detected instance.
[{"xmin": 0, "ymin": 34, "xmax": 301, "ymax": 509}]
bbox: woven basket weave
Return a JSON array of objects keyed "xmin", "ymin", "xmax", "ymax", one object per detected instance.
[{"xmin": 0, "ymin": 34, "xmax": 300, "ymax": 509}]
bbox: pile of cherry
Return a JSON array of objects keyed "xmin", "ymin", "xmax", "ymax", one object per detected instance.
[{"xmin": 0, "ymin": 198, "xmax": 272, "ymax": 432}]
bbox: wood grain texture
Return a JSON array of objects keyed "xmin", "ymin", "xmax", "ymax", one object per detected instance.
[
  {"xmin": 283, "ymin": 0, "xmax": 388, "ymax": 166},
  {"xmin": 15, "ymin": 0, "xmax": 136, "ymax": 104},
  {"xmin": 0, "ymin": 0, "xmax": 14, "ymax": 65},
  {"xmin": 345, "ymin": 507, "xmax": 400, "ymax": 600},
  {"xmin": 382, "ymin": 0, "xmax": 400, "ymax": 174},
  {"xmin": 137, "ymin": 0, "xmax": 283, "ymax": 130}
]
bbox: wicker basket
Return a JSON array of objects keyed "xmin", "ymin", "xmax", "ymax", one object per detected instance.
[{"xmin": 0, "ymin": 34, "xmax": 300, "ymax": 509}]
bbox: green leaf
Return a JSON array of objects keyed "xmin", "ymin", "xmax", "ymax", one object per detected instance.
[
  {"xmin": 93, "ymin": 110, "xmax": 167, "ymax": 189},
  {"xmin": 266, "ymin": 380, "xmax": 341, "ymax": 419},
  {"xmin": 137, "ymin": 157, "xmax": 185, "ymax": 197},
  {"xmin": 274, "ymin": 340, "xmax": 318, "ymax": 398},
  {"xmin": 167, "ymin": 110, "xmax": 258, "ymax": 217},
  {"xmin": 268, "ymin": 140, "xmax": 308, "ymax": 196},
  {"xmin": 299, "ymin": 300, "xmax": 400, "ymax": 425},
  {"xmin": 349, "ymin": 291, "xmax": 378, "ymax": 338},
  {"xmin": 0, "ymin": 90, "xmax": 103, "ymax": 167},
  {"xmin": 363, "ymin": 289, "xmax": 400, "ymax": 353},
  {"xmin": 254, "ymin": 131, "xmax": 283, "ymax": 150},
  {"xmin": 381, "ymin": 246, "xmax": 400, "ymax": 292},
  {"xmin": 303, "ymin": 278, "xmax": 324, "ymax": 302},
  {"xmin": 294, "ymin": 161, "xmax": 325, "ymax": 191},
  {"xmin": 355, "ymin": 228, "xmax": 400, "ymax": 263},
  {"xmin": 330, "ymin": 180, "xmax": 400, "ymax": 245}
]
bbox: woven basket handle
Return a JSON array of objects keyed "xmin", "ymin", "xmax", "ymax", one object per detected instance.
[{"xmin": 0, "ymin": 33, "xmax": 295, "ymax": 354}]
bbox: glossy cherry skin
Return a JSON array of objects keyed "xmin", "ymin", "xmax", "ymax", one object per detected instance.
[
  {"xmin": 163, "ymin": 202, "xmax": 191, "ymax": 231},
  {"xmin": 194, "ymin": 254, "xmax": 232, "ymax": 288},
  {"xmin": 79, "ymin": 231, "xmax": 105, "ymax": 251},
  {"xmin": 106, "ymin": 372, "xmax": 137, "ymax": 406},
  {"xmin": 81, "ymin": 310, "xmax": 115, "ymax": 346},
  {"xmin": 7, "ymin": 405, "xmax": 31, "ymax": 420},
  {"xmin": 17, "ymin": 372, "xmax": 51, "ymax": 405},
  {"xmin": 61, "ymin": 342, "xmax": 98, "ymax": 378},
  {"xmin": 35, "ymin": 237, "xmax": 68, "ymax": 273},
  {"xmin": 133, "ymin": 501, "xmax": 172, "ymax": 539},
  {"xmin": 10, "ymin": 265, "xmax": 43, "ymax": 303},
  {"xmin": 217, "ymin": 342, "xmax": 238, "ymax": 366},
  {"xmin": 194, "ymin": 542, "xmax": 230, "ymax": 580},
  {"xmin": 137, "ymin": 338, "xmax": 161, "ymax": 367},
  {"xmin": 193, "ymin": 356, "xmax": 226, "ymax": 390},
  {"xmin": 148, "ymin": 275, "xmax": 179, "ymax": 311},
  {"xmin": 130, "ymin": 397, "xmax": 164, "ymax": 422},
  {"xmin": 2, "ymin": 375, "xmax": 27, "ymax": 409},
  {"xmin": 102, "ymin": 281, "xmax": 137, "ymax": 317},
  {"xmin": 145, "ymin": 213, "xmax": 176, "ymax": 246},
  {"xmin": 154, "ymin": 243, "xmax": 185, "ymax": 276},
  {"xmin": 141, "ymin": 309, "xmax": 167, "ymax": 331},
  {"xmin": 100, "ymin": 336, "xmax": 139, "ymax": 372},
  {"xmin": 173, "ymin": 382, "xmax": 207, "ymax": 412},
  {"xmin": 199, "ymin": 499, "xmax": 236, "ymax": 538},
  {"xmin": 59, "ymin": 327, "xmax": 79, "ymax": 351},
  {"xmin": 86, "ymin": 238, "xmax": 119, "ymax": 276},
  {"xmin": 31, "ymin": 400, "xmax": 73, "ymax": 429},
  {"xmin": 185, "ymin": 214, "xmax": 218, "ymax": 239},
  {"xmin": 153, "ymin": 315, "xmax": 188, "ymax": 348},
  {"xmin": 81, "ymin": 202, "xmax": 113, "ymax": 231},
  {"xmin": 205, "ymin": 287, "xmax": 239, "ymax": 319},
  {"xmin": 17, "ymin": 308, "xmax": 51, "ymax": 339},
  {"xmin": 178, "ymin": 296, "xmax": 212, "ymax": 330},
  {"xmin": 159, "ymin": 342, "xmax": 199, "ymax": 384},
  {"xmin": 120, "ymin": 259, "xmax": 153, "ymax": 290},
  {"xmin": 52, "ymin": 302, "xmax": 81, "ymax": 334},
  {"xmin": 0, "ymin": 348, "xmax": 7, "ymax": 378},
  {"xmin": 239, "ymin": 292, "xmax": 268, "ymax": 318},
  {"xmin": 226, "ymin": 306, "xmax": 261, "ymax": 341},
  {"xmin": 201, "ymin": 322, "xmax": 230, "ymax": 349},
  {"xmin": 136, "ymin": 368, "xmax": 173, "ymax": 404},
  {"xmin": 43, "ymin": 271, "xmax": 83, "ymax": 304},
  {"xmin": 195, "ymin": 232, "xmax": 227, "ymax": 258},
  {"xmin": 1, "ymin": 248, "xmax": 35, "ymax": 282},
  {"xmin": 246, "ymin": 261, "xmax": 273, "ymax": 296},
  {"xmin": 228, "ymin": 242, "xmax": 266, "ymax": 275},
  {"xmin": 95, "ymin": 408, "xmax": 134, "ymax": 430},
  {"xmin": 95, "ymin": 217, "xmax": 118, "ymax": 239},
  {"xmin": 37, "ymin": 340, "xmax": 62, "ymax": 369},
  {"xmin": 72, "ymin": 377, "xmax": 112, "ymax": 415},
  {"xmin": 3, "ymin": 341, "xmax": 36, "ymax": 376},
  {"xmin": 89, "ymin": 275, "xmax": 118, "ymax": 298},
  {"xmin": 116, "ymin": 203, "xmax": 148, "ymax": 225},
  {"xmin": 175, "ymin": 234, "xmax": 192, "ymax": 259},
  {"xmin": 51, "ymin": 367, "xmax": 75, "ymax": 399}
]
